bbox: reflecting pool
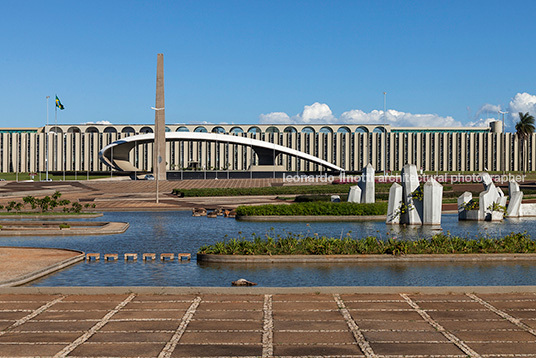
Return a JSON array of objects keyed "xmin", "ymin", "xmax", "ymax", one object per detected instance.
[{"xmin": 0, "ymin": 211, "xmax": 535, "ymax": 287}]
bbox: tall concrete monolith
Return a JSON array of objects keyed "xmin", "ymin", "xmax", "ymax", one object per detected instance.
[
  {"xmin": 509, "ymin": 180, "xmax": 520, "ymax": 196},
  {"xmin": 401, "ymin": 164, "xmax": 422, "ymax": 225},
  {"xmin": 359, "ymin": 163, "xmax": 375, "ymax": 203},
  {"xmin": 386, "ymin": 183, "xmax": 403, "ymax": 224},
  {"xmin": 423, "ymin": 177, "xmax": 443, "ymax": 225},
  {"xmin": 154, "ymin": 53, "xmax": 167, "ymax": 180},
  {"xmin": 507, "ymin": 180, "xmax": 522, "ymax": 217},
  {"xmin": 480, "ymin": 172, "xmax": 493, "ymax": 190},
  {"xmin": 479, "ymin": 182, "xmax": 502, "ymax": 221},
  {"xmin": 347, "ymin": 185, "xmax": 362, "ymax": 203},
  {"xmin": 507, "ymin": 191, "xmax": 523, "ymax": 217},
  {"xmin": 458, "ymin": 191, "xmax": 472, "ymax": 219}
]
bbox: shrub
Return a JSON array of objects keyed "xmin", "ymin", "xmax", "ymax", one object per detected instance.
[{"xmin": 59, "ymin": 223, "xmax": 70, "ymax": 229}]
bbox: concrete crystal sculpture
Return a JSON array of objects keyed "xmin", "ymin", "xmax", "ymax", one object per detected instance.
[
  {"xmin": 386, "ymin": 164, "xmax": 442, "ymax": 226},
  {"xmin": 423, "ymin": 177, "xmax": 443, "ymax": 225},
  {"xmin": 347, "ymin": 186, "xmax": 362, "ymax": 203},
  {"xmin": 359, "ymin": 164, "xmax": 375, "ymax": 203},
  {"xmin": 386, "ymin": 183, "xmax": 403, "ymax": 224},
  {"xmin": 459, "ymin": 172, "xmax": 505, "ymax": 221},
  {"xmin": 401, "ymin": 164, "xmax": 422, "ymax": 225}
]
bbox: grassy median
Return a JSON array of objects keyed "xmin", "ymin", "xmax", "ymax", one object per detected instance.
[{"xmin": 198, "ymin": 232, "xmax": 534, "ymax": 255}]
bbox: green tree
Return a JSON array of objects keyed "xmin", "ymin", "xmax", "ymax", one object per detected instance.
[{"xmin": 515, "ymin": 112, "xmax": 535, "ymax": 173}]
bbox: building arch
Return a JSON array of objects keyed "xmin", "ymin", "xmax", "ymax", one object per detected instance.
[
  {"xmin": 85, "ymin": 127, "xmax": 99, "ymax": 133},
  {"xmin": 49, "ymin": 126, "xmax": 63, "ymax": 134},
  {"xmin": 355, "ymin": 126, "xmax": 369, "ymax": 133},
  {"xmin": 337, "ymin": 126, "xmax": 351, "ymax": 133},
  {"xmin": 373, "ymin": 127, "xmax": 385, "ymax": 133},
  {"xmin": 176, "ymin": 126, "xmax": 189, "ymax": 132},
  {"xmin": 67, "ymin": 127, "xmax": 81, "ymax": 133},
  {"xmin": 248, "ymin": 126, "xmax": 262, "ymax": 134},
  {"xmin": 121, "ymin": 127, "xmax": 135, "ymax": 134},
  {"xmin": 194, "ymin": 126, "xmax": 208, "ymax": 133},
  {"xmin": 140, "ymin": 126, "xmax": 153, "ymax": 134},
  {"xmin": 284, "ymin": 126, "xmax": 297, "ymax": 133},
  {"xmin": 319, "ymin": 126, "xmax": 333, "ymax": 134},
  {"xmin": 301, "ymin": 126, "xmax": 315, "ymax": 134},
  {"xmin": 266, "ymin": 126, "xmax": 280, "ymax": 134},
  {"xmin": 211, "ymin": 126, "xmax": 226, "ymax": 134},
  {"xmin": 104, "ymin": 127, "xmax": 117, "ymax": 134},
  {"xmin": 230, "ymin": 126, "xmax": 244, "ymax": 134}
]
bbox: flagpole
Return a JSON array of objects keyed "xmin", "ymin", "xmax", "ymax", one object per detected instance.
[
  {"xmin": 54, "ymin": 95, "xmax": 57, "ymax": 173},
  {"xmin": 46, "ymin": 96, "xmax": 49, "ymax": 181}
]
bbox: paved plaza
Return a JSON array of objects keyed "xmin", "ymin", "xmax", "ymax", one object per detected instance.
[{"xmin": 1, "ymin": 291, "xmax": 536, "ymax": 357}]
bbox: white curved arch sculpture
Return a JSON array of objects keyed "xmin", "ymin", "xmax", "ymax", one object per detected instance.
[{"xmin": 99, "ymin": 132, "xmax": 344, "ymax": 172}]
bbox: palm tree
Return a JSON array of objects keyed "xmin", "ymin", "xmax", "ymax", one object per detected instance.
[{"xmin": 515, "ymin": 112, "xmax": 535, "ymax": 173}]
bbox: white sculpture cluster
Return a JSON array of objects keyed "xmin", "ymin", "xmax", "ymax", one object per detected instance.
[
  {"xmin": 458, "ymin": 172, "xmax": 536, "ymax": 221},
  {"xmin": 386, "ymin": 164, "xmax": 443, "ymax": 225},
  {"xmin": 458, "ymin": 172, "xmax": 508, "ymax": 221}
]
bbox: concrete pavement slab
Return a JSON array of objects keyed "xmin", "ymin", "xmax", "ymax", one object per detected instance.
[
  {"xmin": 70, "ymin": 342, "xmax": 166, "ymax": 357},
  {"xmin": 1, "ymin": 291, "xmax": 536, "ymax": 357},
  {"xmin": 273, "ymin": 344, "xmax": 364, "ymax": 356},
  {"xmin": 171, "ymin": 344, "xmax": 262, "ymax": 357},
  {"xmin": 0, "ymin": 343, "xmax": 66, "ymax": 356}
]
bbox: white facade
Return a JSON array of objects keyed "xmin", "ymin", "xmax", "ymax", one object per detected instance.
[{"xmin": 0, "ymin": 122, "xmax": 532, "ymax": 173}]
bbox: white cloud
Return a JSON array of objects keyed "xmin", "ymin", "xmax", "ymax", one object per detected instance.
[
  {"xmin": 259, "ymin": 93, "xmax": 536, "ymax": 129},
  {"xmin": 475, "ymin": 103, "xmax": 501, "ymax": 119},
  {"xmin": 260, "ymin": 103, "xmax": 462, "ymax": 127},
  {"xmin": 259, "ymin": 111, "xmax": 291, "ymax": 124},
  {"xmin": 83, "ymin": 120, "xmax": 112, "ymax": 125},
  {"xmin": 508, "ymin": 92, "xmax": 536, "ymax": 119},
  {"xmin": 299, "ymin": 102, "xmax": 336, "ymax": 123},
  {"xmin": 467, "ymin": 117, "xmax": 496, "ymax": 127}
]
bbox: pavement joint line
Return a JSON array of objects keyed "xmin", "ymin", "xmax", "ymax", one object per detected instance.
[
  {"xmin": 333, "ymin": 294, "xmax": 377, "ymax": 358},
  {"xmin": 190, "ymin": 318, "xmax": 258, "ymax": 322},
  {"xmin": 0, "ymin": 295, "xmax": 65, "ymax": 336},
  {"xmin": 399, "ymin": 293, "xmax": 481, "ymax": 358},
  {"xmin": 262, "ymin": 294, "xmax": 273, "ymax": 358},
  {"xmin": 76, "ymin": 341, "xmax": 170, "ymax": 344},
  {"xmin": 277, "ymin": 329, "xmax": 347, "ymax": 332},
  {"xmin": 377, "ymin": 356, "xmax": 466, "ymax": 358},
  {"xmin": 368, "ymin": 340, "xmax": 461, "ymax": 344},
  {"xmin": 52, "ymin": 293, "xmax": 136, "ymax": 358},
  {"xmin": 0, "ymin": 342, "xmax": 72, "ymax": 345},
  {"xmin": 341, "ymin": 300, "xmax": 405, "ymax": 303},
  {"xmin": 188, "ymin": 329, "xmax": 261, "ymax": 333},
  {"xmin": 199, "ymin": 309, "xmax": 262, "ymax": 311},
  {"xmin": 347, "ymin": 309, "xmax": 422, "ymax": 312},
  {"xmin": 275, "ymin": 356, "xmax": 365, "ymax": 358},
  {"xmin": 465, "ymin": 340, "xmax": 536, "ymax": 343},
  {"xmin": 108, "ymin": 318, "xmax": 182, "ymax": 321},
  {"xmin": 273, "ymin": 342, "xmax": 359, "ymax": 346},
  {"xmin": 479, "ymin": 355, "xmax": 536, "ymax": 358},
  {"xmin": 467, "ymin": 293, "xmax": 536, "ymax": 337},
  {"xmin": 157, "ymin": 296, "xmax": 201, "ymax": 358}
]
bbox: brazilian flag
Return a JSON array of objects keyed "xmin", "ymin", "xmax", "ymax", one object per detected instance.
[{"xmin": 55, "ymin": 96, "xmax": 65, "ymax": 110}]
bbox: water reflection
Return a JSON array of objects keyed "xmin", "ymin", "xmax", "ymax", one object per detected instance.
[{"xmin": 0, "ymin": 211, "xmax": 534, "ymax": 287}]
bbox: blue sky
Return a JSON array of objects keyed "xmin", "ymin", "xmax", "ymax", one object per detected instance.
[{"xmin": 1, "ymin": 0, "xmax": 536, "ymax": 130}]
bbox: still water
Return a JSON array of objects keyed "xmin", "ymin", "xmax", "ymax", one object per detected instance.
[{"xmin": 1, "ymin": 211, "xmax": 535, "ymax": 287}]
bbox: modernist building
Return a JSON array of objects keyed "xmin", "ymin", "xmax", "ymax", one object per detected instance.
[{"xmin": 0, "ymin": 121, "xmax": 532, "ymax": 175}]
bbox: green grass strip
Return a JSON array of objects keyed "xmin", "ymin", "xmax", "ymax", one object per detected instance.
[
  {"xmin": 236, "ymin": 202, "xmax": 388, "ymax": 216},
  {"xmin": 198, "ymin": 232, "xmax": 534, "ymax": 255}
]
